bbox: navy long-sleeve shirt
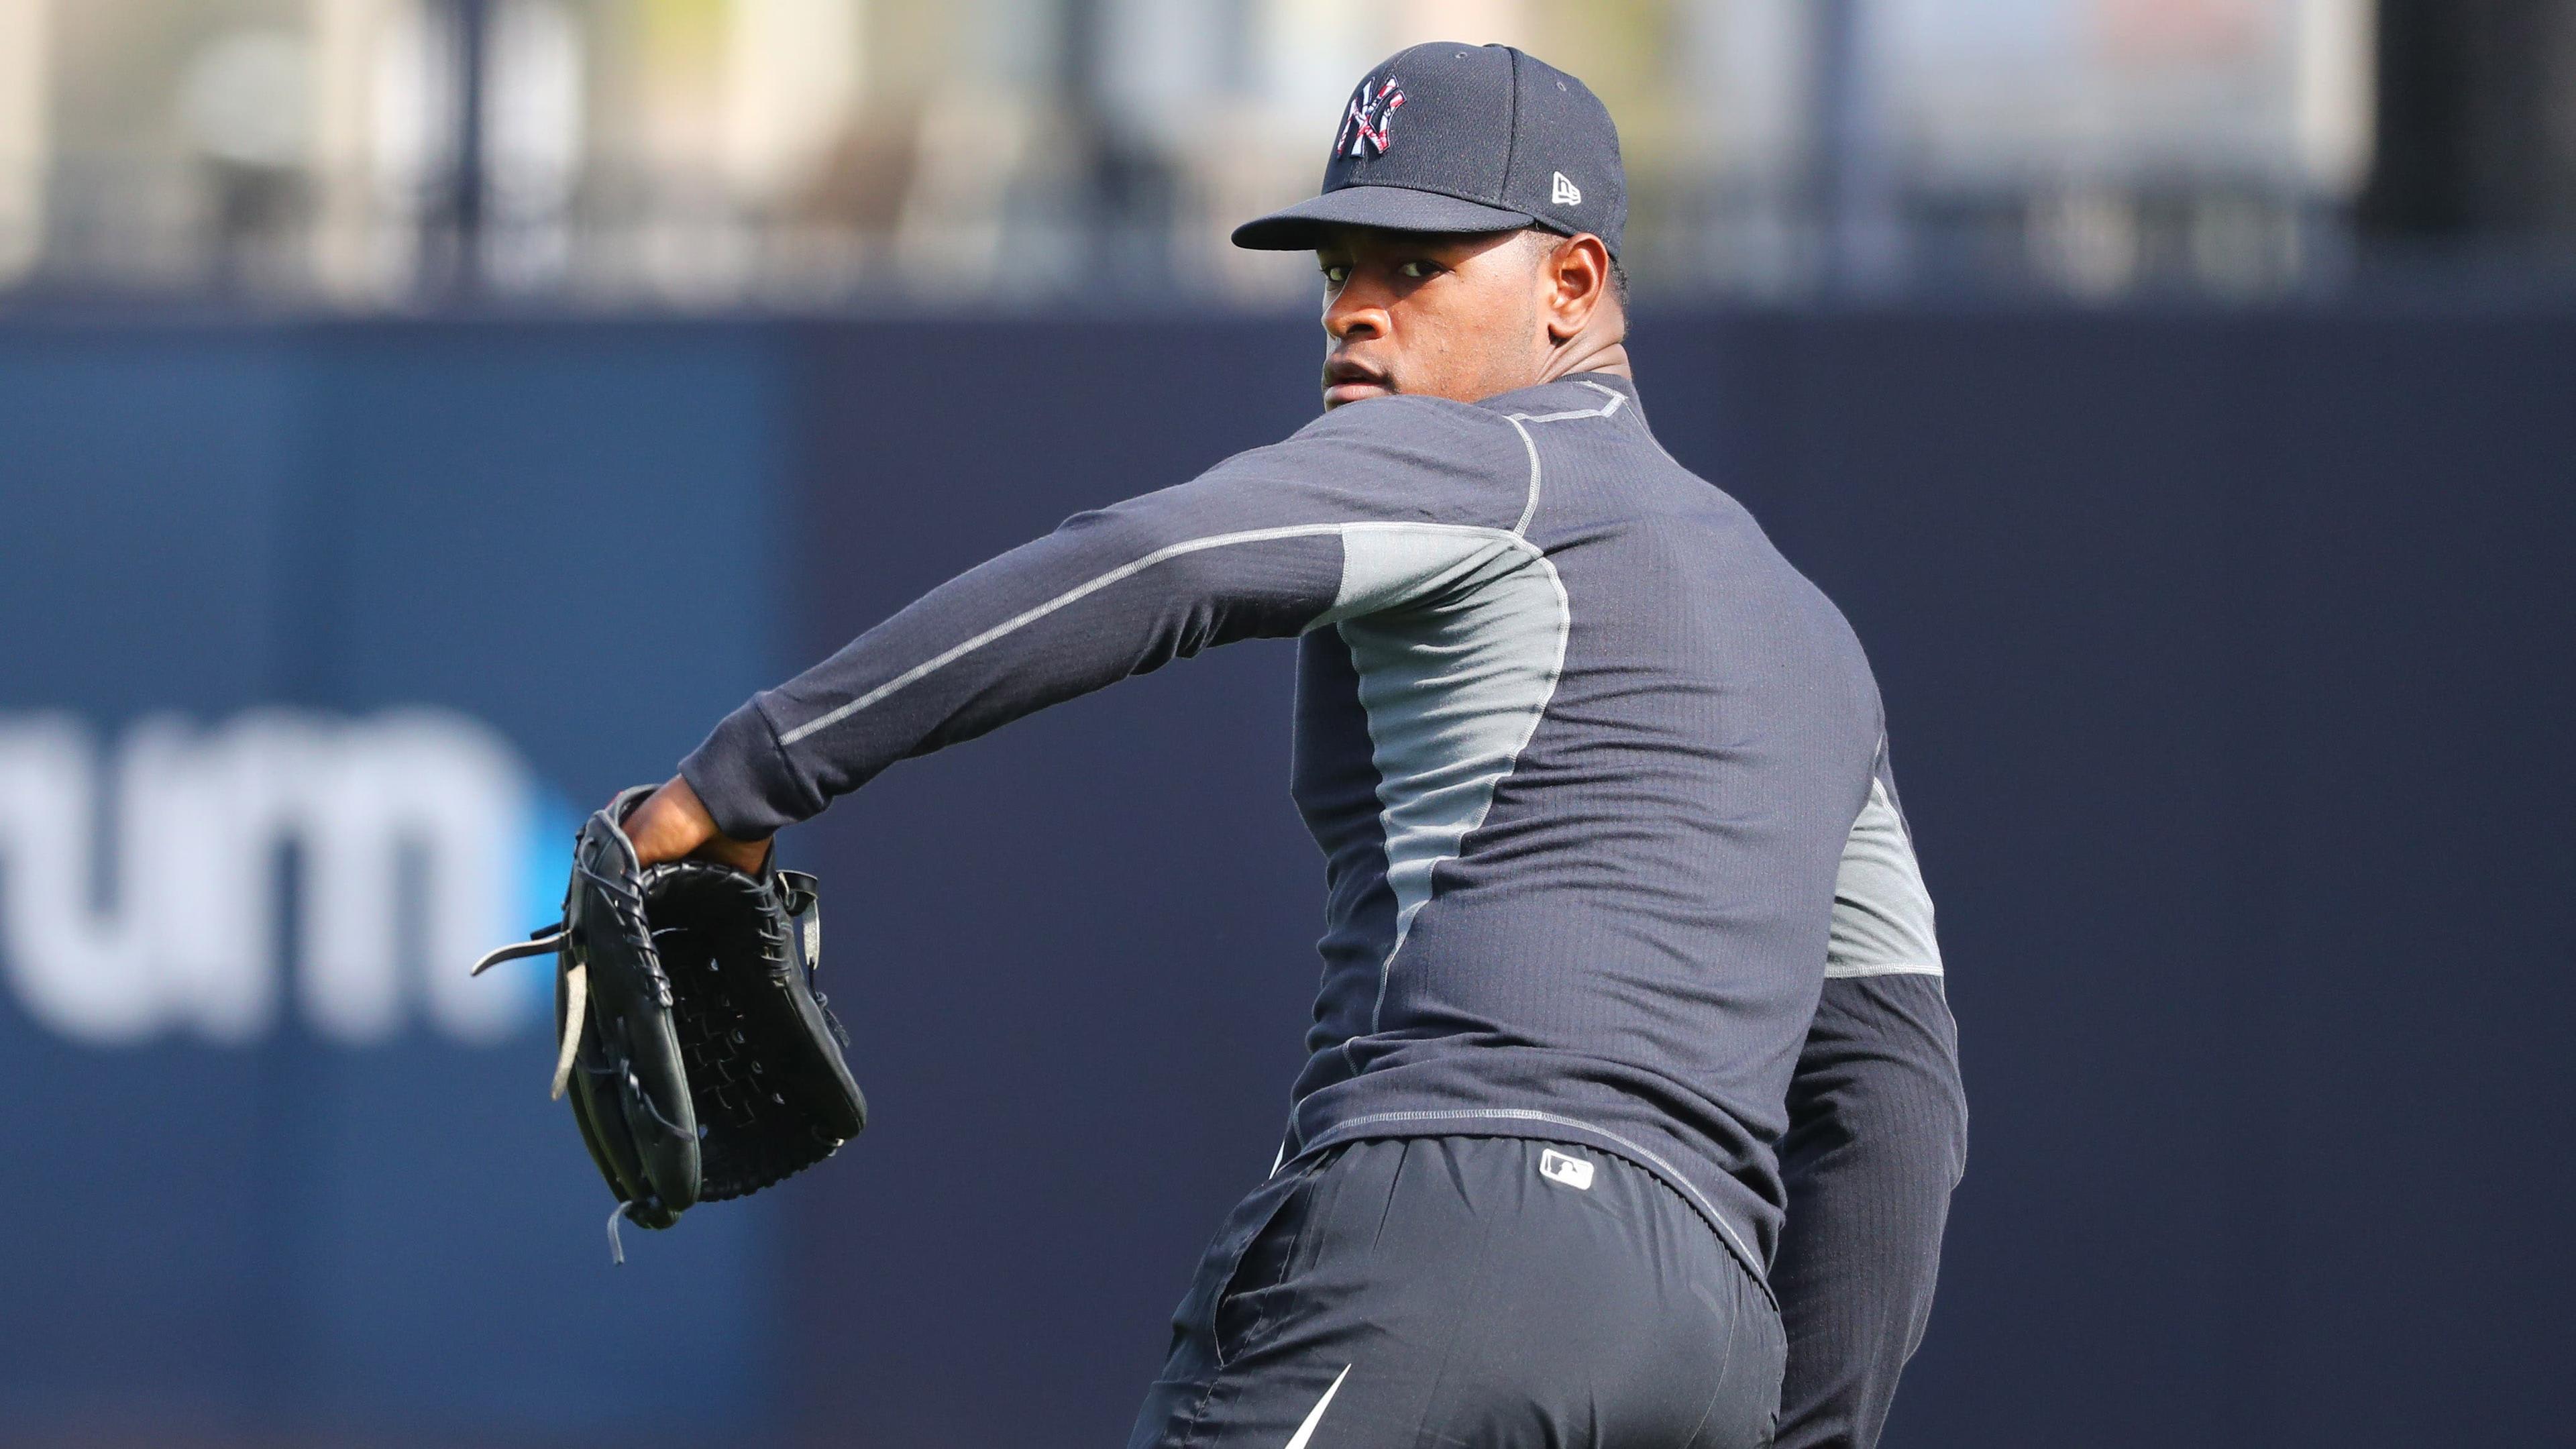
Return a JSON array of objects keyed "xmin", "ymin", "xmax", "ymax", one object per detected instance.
[{"xmin": 683, "ymin": 372, "xmax": 1966, "ymax": 1445}]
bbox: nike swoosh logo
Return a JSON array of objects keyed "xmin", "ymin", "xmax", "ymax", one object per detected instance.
[{"xmin": 1283, "ymin": 1364, "xmax": 1352, "ymax": 1449}]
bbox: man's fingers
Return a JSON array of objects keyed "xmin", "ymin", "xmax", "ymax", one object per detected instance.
[
  {"xmin": 623, "ymin": 776, "xmax": 714, "ymax": 866},
  {"xmin": 625, "ymin": 775, "xmax": 769, "ymax": 872}
]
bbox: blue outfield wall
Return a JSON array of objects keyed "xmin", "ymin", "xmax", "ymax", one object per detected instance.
[
  {"xmin": 0, "ymin": 307, "xmax": 2568, "ymax": 1447},
  {"xmin": 0, "ymin": 323, "xmax": 792, "ymax": 1446}
]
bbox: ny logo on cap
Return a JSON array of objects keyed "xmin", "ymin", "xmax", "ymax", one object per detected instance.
[{"xmin": 1338, "ymin": 76, "xmax": 1405, "ymax": 158}]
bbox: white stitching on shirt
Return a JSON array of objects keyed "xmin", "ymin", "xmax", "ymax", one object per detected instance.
[
  {"xmin": 1503, "ymin": 414, "xmax": 1542, "ymax": 535},
  {"xmin": 1501, "ymin": 383, "xmax": 1625, "ymax": 533},
  {"xmin": 1509, "ymin": 382, "xmax": 1627, "ymax": 425},
  {"xmin": 780, "ymin": 388, "xmax": 1627, "ymax": 747},
  {"xmin": 776, "ymin": 523, "xmax": 1348, "ymax": 745}
]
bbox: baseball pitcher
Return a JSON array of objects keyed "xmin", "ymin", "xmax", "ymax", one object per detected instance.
[{"xmin": 614, "ymin": 43, "xmax": 1965, "ymax": 1449}]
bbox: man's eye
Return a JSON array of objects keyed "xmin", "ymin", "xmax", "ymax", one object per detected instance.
[
  {"xmin": 1399, "ymin": 260, "xmax": 1434, "ymax": 279},
  {"xmin": 1321, "ymin": 264, "xmax": 1350, "ymax": 285}
]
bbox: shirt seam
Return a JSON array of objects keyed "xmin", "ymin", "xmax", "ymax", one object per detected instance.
[
  {"xmin": 774, "ymin": 523, "xmax": 1349, "ymax": 747},
  {"xmin": 1497, "ymin": 382, "xmax": 1623, "ymax": 535}
]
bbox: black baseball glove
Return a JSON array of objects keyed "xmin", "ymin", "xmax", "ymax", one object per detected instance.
[{"xmin": 474, "ymin": 784, "xmax": 867, "ymax": 1260}]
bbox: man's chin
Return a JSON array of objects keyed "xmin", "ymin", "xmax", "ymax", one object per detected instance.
[{"xmin": 1323, "ymin": 380, "xmax": 1395, "ymax": 409}]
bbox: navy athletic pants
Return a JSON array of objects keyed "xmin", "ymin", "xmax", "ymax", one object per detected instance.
[{"xmin": 1128, "ymin": 1136, "xmax": 1784, "ymax": 1448}]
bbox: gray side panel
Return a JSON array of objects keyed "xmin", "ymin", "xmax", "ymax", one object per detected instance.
[
  {"xmin": 1826, "ymin": 773, "xmax": 1943, "ymax": 979},
  {"xmin": 1324, "ymin": 525, "xmax": 1569, "ymax": 1006}
]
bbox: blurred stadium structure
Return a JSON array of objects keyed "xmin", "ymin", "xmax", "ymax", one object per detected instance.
[{"xmin": 15, "ymin": 0, "xmax": 2573, "ymax": 308}]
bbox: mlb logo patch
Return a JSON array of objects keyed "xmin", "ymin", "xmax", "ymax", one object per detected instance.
[{"xmin": 1538, "ymin": 1148, "xmax": 1595, "ymax": 1191}]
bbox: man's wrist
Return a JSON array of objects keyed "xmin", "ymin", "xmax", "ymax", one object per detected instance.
[{"xmin": 679, "ymin": 700, "xmax": 817, "ymax": 840}]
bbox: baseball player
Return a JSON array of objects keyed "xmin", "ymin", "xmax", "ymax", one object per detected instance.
[{"xmin": 621, "ymin": 44, "xmax": 1965, "ymax": 1449}]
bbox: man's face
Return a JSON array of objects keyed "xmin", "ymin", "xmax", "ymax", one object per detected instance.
[{"xmin": 1316, "ymin": 227, "xmax": 1552, "ymax": 411}]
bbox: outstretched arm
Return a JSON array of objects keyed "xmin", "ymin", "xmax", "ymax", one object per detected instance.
[
  {"xmin": 1772, "ymin": 745, "xmax": 1968, "ymax": 1449},
  {"xmin": 626, "ymin": 395, "xmax": 1536, "ymax": 866}
]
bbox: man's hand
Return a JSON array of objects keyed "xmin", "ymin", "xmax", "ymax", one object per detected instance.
[{"xmin": 619, "ymin": 775, "xmax": 771, "ymax": 872}]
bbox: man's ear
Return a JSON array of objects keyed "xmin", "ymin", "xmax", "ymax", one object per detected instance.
[{"xmin": 1543, "ymin": 233, "xmax": 1614, "ymax": 344}]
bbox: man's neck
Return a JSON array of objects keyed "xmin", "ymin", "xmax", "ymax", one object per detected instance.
[
  {"xmin": 1565, "ymin": 345, "xmax": 1634, "ymax": 382},
  {"xmin": 1539, "ymin": 329, "xmax": 1634, "ymax": 387}
]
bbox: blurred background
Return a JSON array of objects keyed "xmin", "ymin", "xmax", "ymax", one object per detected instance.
[
  {"xmin": 10, "ymin": 0, "xmax": 2576, "ymax": 309},
  {"xmin": 0, "ymin": 3, "xmax": 2569, "ymax": 1446}
]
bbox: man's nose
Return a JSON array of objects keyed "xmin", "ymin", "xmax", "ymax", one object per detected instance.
[{"xmin": 1324, "ymin": 282, "xmax": 1389, "ymax": 343}]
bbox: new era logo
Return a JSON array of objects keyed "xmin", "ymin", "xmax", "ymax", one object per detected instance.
[
  {"xmin": 1538, "ymin": 1148, "xmax": 1595, "ymax": 1191},
  {"xmin": 1551, "ymin": 171, "xmax": 1582, "ymax": 207}
]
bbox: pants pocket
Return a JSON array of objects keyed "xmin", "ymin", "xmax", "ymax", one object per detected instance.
[
  {"xmin": 1212, "ymin": 1180, "xmax": 1314, "ymax": 1364},
  {"xmin": 1173, "ymin": 1152, "xmax": 1333, "ymax": 1371},
  {"xmin": 1217, "ymin": 1142, "xmax": 1358, "ymax": 1367},
  {"xmin": 1690, "ymin": 1263, "xmax": 1788, "ymax": 1449}
]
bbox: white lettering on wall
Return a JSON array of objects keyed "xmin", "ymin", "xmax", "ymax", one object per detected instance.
[{"xmin": 0, "ymin": 709, "xmax": 543, "ymax": 1047}]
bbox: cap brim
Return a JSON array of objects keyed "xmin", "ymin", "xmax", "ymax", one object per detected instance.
[{"xmin": 1230, "ymin": 185, "xmax": 1536, "ymax": 252}]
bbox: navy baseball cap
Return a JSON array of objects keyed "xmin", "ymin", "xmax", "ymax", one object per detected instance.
[{"xmin": 1232, "ymin": 42, "xmax": 1627, "ymax": 258}]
